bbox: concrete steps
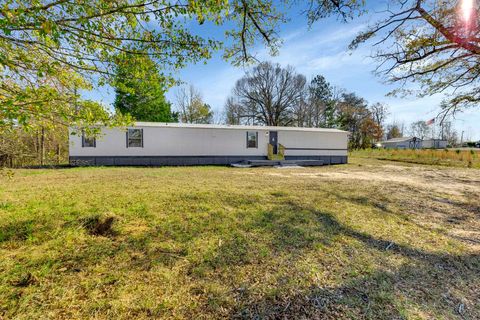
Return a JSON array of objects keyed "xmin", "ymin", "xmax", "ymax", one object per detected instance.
[{"xmin": 231, "ymin": 159, "xmax": 324, "ymax": 167}]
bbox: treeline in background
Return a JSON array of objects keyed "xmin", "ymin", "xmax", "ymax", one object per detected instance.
[{"xmin": 0, "ymin": 60, "xmax": 470, "ymax": 168}]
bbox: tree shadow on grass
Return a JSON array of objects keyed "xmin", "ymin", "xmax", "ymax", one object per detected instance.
[
  {"xmin": 51, "ymin": 199, "xmax": 480, "ymax": 319},
  {"xmin": 3, "ymin": 193, "xmax": 479, "ymax": 319},
  {"xmin": 231, "ymin": 202, "xmax": 480, "ymax": 319},
  {"xmin": 248, "ymin": 203, "xmax": 324, "ymax": 251},
  {"xmin": 0, "ymin": 219, "xmax": 34, "ymax": 243},
  {"xmin": 332, "ymin": 188, "xmax": 480, "ymax": 247},
  {"xmin": 331, "ymin": 191, "xmax": 394, "ymax": 214}
]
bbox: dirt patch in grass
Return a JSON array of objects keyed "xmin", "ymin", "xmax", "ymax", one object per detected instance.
[
  {"xmin": 11, "ymin": 273, "xmax": 37, "ymax": 288},
  {"xmin": 80, "ymin": 214, "xmax": 116, "ymax": 237},
  {"xmin": 259, "ymin": 160, "xmax": 480, "ymax": 251},
  {"xmin": 264, "ymin": 162, "xmax": 480, "ymax": 197}
]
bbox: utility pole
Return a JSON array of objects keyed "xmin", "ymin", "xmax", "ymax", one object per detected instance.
[{"xmin": 460, "ymin": 131, "xmax": 464, "ymax": 145}]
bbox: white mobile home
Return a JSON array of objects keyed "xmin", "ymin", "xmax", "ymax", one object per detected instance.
[
  {"xmin": 380, "ymin": 137, "xmax": 422, "ymax": 149},
  {"xmin": 421, "ymin": 139, "xmax": 448, "ymax": 149},
  {"xmin": 380, "ymin": 137, "xmax": 448, "ymax": 149},
  {"xmin": 69, "ymin": 122, "xmax": 348, "ymax": 166}
]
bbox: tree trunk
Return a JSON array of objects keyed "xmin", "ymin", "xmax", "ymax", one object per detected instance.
[
  {"xmin": 35, "ymin": 130, "xmax": 39, "ymax": 154},
  {"xmin": 40, "ymin": 127, "xmax": 45, "ymax": 166},
  {"xmin": 57, "ymin": 144, "xmax": 61, "ymax": 164}
]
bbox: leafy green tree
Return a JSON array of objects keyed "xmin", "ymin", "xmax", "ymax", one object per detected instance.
[
  {"xmin": 336, "ymin": 92, "xmax": 371, "ymax": 148},
  {"xmin": 1, "ymin": 119, "xmax": 69, "ymax": 167},
  {"xmin": 194, "ymin": 104, "xmax": 214, "ymax": 124},
  {"xmin": 0, "ymin": 0, "xmax": 287, "ymax": 131},
  {"xmin": 2, "ymin": 0, "xmax": 364, "ymax": 131},
  {"xmin": 386, "ymin": 124, "xmax": 403, "ymax": 140},
  {"xmin": 170, "ymin": 111, "xmax": 180, "ymax": 123},
  {"xmin": 307, "ymin": 75, "xmax": 334, "ymax": 127},
  {"xmin": 114, "ymin": 55, "xmax": 172, "ymax": 122}
]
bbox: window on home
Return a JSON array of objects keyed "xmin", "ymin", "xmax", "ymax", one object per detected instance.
[
  {"xmin": 82, "ymin": 133, "xmax": 96, "ymax": 148},
  {"xmin": 246, "ymin": 131, "xmax": 258, "ymax": 148},
  {"xmin": 127, "ymin": 129, "xmax": 143, "ymax": 148}
]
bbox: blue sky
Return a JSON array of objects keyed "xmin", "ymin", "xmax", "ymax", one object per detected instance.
[{"xmin": 87, "ymin": 2, "xmax": 480, "ymax": 141}]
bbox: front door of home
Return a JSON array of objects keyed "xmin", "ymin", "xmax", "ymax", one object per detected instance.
[{"xmin": 269, "ymin": 131, "xmax": 278, "ymax": 154}]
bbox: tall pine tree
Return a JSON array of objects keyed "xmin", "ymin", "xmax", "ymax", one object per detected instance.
[
  {"xmin": 114, "ymin": 54, "xmax": 172, "ymax": 122},
  {"xmin": 308, "ymin": 75, "xmax": 334, "ymax": 128}
]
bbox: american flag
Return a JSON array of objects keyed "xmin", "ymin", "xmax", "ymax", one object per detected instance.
[{"xmin": 425, "ymin": 118, "xmax": 435, "ymax": 125}]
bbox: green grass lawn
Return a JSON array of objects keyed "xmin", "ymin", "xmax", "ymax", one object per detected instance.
[
  {"xmin": 1, "ymin": 159, "xmax": 479, "ymax": 319},
  {"xmin": 352, "ymin": 148, "xmax": 480, "ymax": 168}
]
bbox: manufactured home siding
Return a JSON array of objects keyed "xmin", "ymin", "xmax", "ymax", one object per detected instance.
[
  {"xmin": 69, "ymin": 123, "xmax": 349, "ymax": 166},
  {"xmin": 279, "ymin": 131, "xmax": 348, "ymax": 157},
  {"xmin": 70, "ymin": 127, "xmax": 270, "ymax": 157}
]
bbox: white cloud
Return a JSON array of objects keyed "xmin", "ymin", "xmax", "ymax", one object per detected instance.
[{"xmin": 307, "ymin": 50, "xmax": 370, "ymax": 71}]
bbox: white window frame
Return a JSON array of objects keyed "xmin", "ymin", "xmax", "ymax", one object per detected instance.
[{"xmin": 246, "ymin": 131, "xmax": 258, "ymax": 148}]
